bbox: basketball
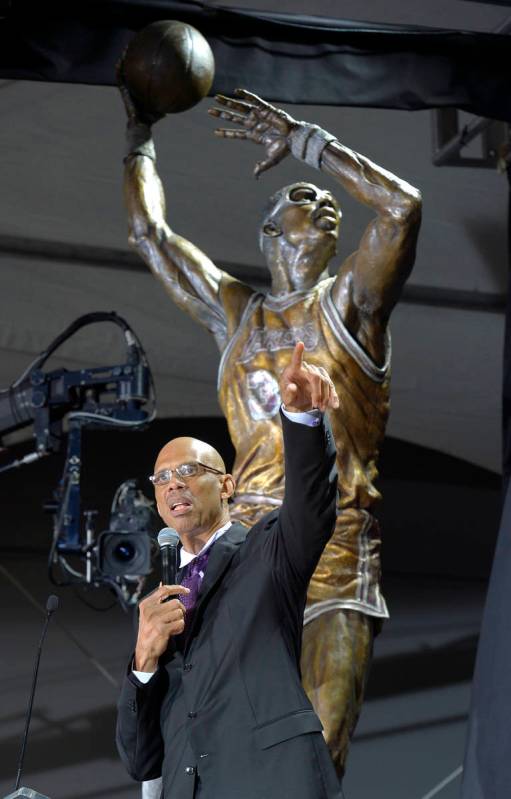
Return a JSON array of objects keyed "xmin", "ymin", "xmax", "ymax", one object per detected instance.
[{"xmin": 123, "ymin": 20, "xmax": 215, "ymax": 116}]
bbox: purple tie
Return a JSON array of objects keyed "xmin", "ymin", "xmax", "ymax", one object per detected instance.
[{"xmin": 180, "ymin": 547, "xmax": 214, "ymax": 628}]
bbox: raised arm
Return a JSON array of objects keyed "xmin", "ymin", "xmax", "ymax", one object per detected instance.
[
  {"xmin": 319, "ymin": 140, "xmax": 421, "ymax": 325},
  {"xmin": 119, "ymin": 77, "xmax": 254, "ymax": 351},
  {"xmin": 265, "ymin": 343, "xmax": 339, "ymax": 590}
]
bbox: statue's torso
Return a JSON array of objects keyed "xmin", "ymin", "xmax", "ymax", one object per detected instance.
[{"xmin": 218, "ymin": 278, "xmax": 390, "ymax": 617}]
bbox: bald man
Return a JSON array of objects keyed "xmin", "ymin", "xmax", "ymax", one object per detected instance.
[{"xmin": 116, "ymin": 344, "xmax": 343, "ymax": 799}]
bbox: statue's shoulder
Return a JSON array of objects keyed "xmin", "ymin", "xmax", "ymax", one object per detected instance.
[{"xmin": 219, "ymin": 275, "xmax": 259, "ymax": 334}]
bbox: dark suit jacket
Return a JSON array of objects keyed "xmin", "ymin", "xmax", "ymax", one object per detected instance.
[{"xmin": 116, "ymin": 412, "xmax": 340, "ymax": 799}]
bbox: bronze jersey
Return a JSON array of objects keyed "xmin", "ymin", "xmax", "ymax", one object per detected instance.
[{"xmin": 218, "ymin": 278, "xmax": 389, "ymax": 618}]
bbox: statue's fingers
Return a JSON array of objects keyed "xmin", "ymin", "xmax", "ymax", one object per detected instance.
[
  {"xmin": 214, "ymin": 94, "xmax": 253, "ymax": 113},
  {"xmin": 235, "ymin": 88, "xmax": 269, "ymax": 108},
  {"xmin": 214, "ymin": 128, "xmax": 248, "ymax": 139},
  {"xmin": 208, "ymin": 108, "xmax": 247, "ymax": 125}
]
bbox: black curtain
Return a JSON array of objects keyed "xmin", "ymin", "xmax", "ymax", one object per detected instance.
[{"xmin": 0, "ymin": 1, "xmax": 510, "ymax": 121}]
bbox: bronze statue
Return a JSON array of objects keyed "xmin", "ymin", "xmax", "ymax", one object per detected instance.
[{"xmin": 119, "ymin": 81, "xmax": 422, "ymax": 774}]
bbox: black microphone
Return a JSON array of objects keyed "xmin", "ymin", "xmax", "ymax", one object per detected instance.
[
  {"xmin": 157, "ymin": 527, "xmax": 180, "ymax": 587},
  {"xmin": 11, "ymin": 595, "xmax": 59, "ymax": 798}
]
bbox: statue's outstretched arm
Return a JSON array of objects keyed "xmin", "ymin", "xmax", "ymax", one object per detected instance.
[
  {"xmin": 120, "ymin": 79, "xmax": 254, "ymax": 350},
  {"xmin": 319, "ymin": 142, "xmax": 421, "ymax": 325}
]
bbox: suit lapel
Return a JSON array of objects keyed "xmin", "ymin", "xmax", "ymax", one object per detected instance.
[{"xmin": 184, "ymin": 522, "xmax": 248, "ymax": 648}]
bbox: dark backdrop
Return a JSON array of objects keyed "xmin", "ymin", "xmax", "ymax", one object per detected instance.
[{"xmin": 0, "ymin": 1, "xmax": 510, "ymax": 121}]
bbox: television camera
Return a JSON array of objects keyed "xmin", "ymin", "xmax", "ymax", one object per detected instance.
[{"xmin": 0, "ymin": 311, "xmax": 159, "ymax": 609}]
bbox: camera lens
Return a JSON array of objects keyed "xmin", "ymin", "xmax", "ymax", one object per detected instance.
[
  {"xmin": 113, "ymin": 540, "xmax": 136, "ymax": 563},
  {"xmin": 99, "ymin": 532, "xmax": 151, "ymax": 577}
]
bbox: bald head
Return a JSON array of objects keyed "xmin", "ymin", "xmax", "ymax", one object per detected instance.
[
  {"xmin": 154, "ymin": 436, "xmax": 226, "ymax": 474},
  {"xmin": 152, "ymin": 436, "xmax": 234, "ymax": 545}
]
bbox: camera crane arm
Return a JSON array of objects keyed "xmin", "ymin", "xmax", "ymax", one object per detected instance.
[
  {"xmin": 0, "ymin": 311, "xmax": 155, "ymax": 467},
  {"xmin": 0, "ymin": 312, "xmax": 156, "ymax": 556}
]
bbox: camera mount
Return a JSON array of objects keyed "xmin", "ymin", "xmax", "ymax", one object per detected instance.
[{"xmin": 0, "ymin": 312, "xmax": 158, "ymax": 609}]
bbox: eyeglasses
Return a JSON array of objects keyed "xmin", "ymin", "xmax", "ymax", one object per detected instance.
[{"xmin": 149, "ymin": 461, "xmax": 224, "ymax": 487}]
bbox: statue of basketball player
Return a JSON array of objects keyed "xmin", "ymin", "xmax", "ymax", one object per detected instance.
[{"xmin": 118, "ymin": 81, "xmax": 421, "ymax": 774}]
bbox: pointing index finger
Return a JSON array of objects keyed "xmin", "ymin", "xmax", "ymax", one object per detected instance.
[{"xmin": 291, "ymin": 341, "xmax": 305, "ymax": 371}]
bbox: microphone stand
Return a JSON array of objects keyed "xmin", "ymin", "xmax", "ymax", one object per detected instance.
[{"xmin": 4, "ymin": 596, "xmax": 59, "ymax": 799}]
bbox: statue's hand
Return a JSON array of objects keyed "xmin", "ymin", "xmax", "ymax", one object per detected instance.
[
  {"xmin": 208, "ymin": 89, "xmax": 297, "ymax": 178},
  {"xmin": 116, "ymin": 50, "xmax": 164, "ymax": 128}
]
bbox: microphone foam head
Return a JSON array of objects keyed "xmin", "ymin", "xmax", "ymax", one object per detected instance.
[
  {"xmin": 158, "ymin": 527, "xmax": 180, "ymax": 548},
  {"xmin": 46, "ymin": 594, "xmax": 59, "ymax": 614}
]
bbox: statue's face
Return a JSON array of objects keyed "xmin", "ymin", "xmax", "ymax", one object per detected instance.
[{"xmin": 260, "ymin": 183, "xmax": 341, "ymax": 280}]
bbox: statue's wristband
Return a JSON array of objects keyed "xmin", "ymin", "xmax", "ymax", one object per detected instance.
[
  {"xmin": 124, "ymin": 121, "xmax": 156, "ymax": 162},
  {"xmin": 289, "ymin": 123, "xmax": 336, "ymax": 169}
]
